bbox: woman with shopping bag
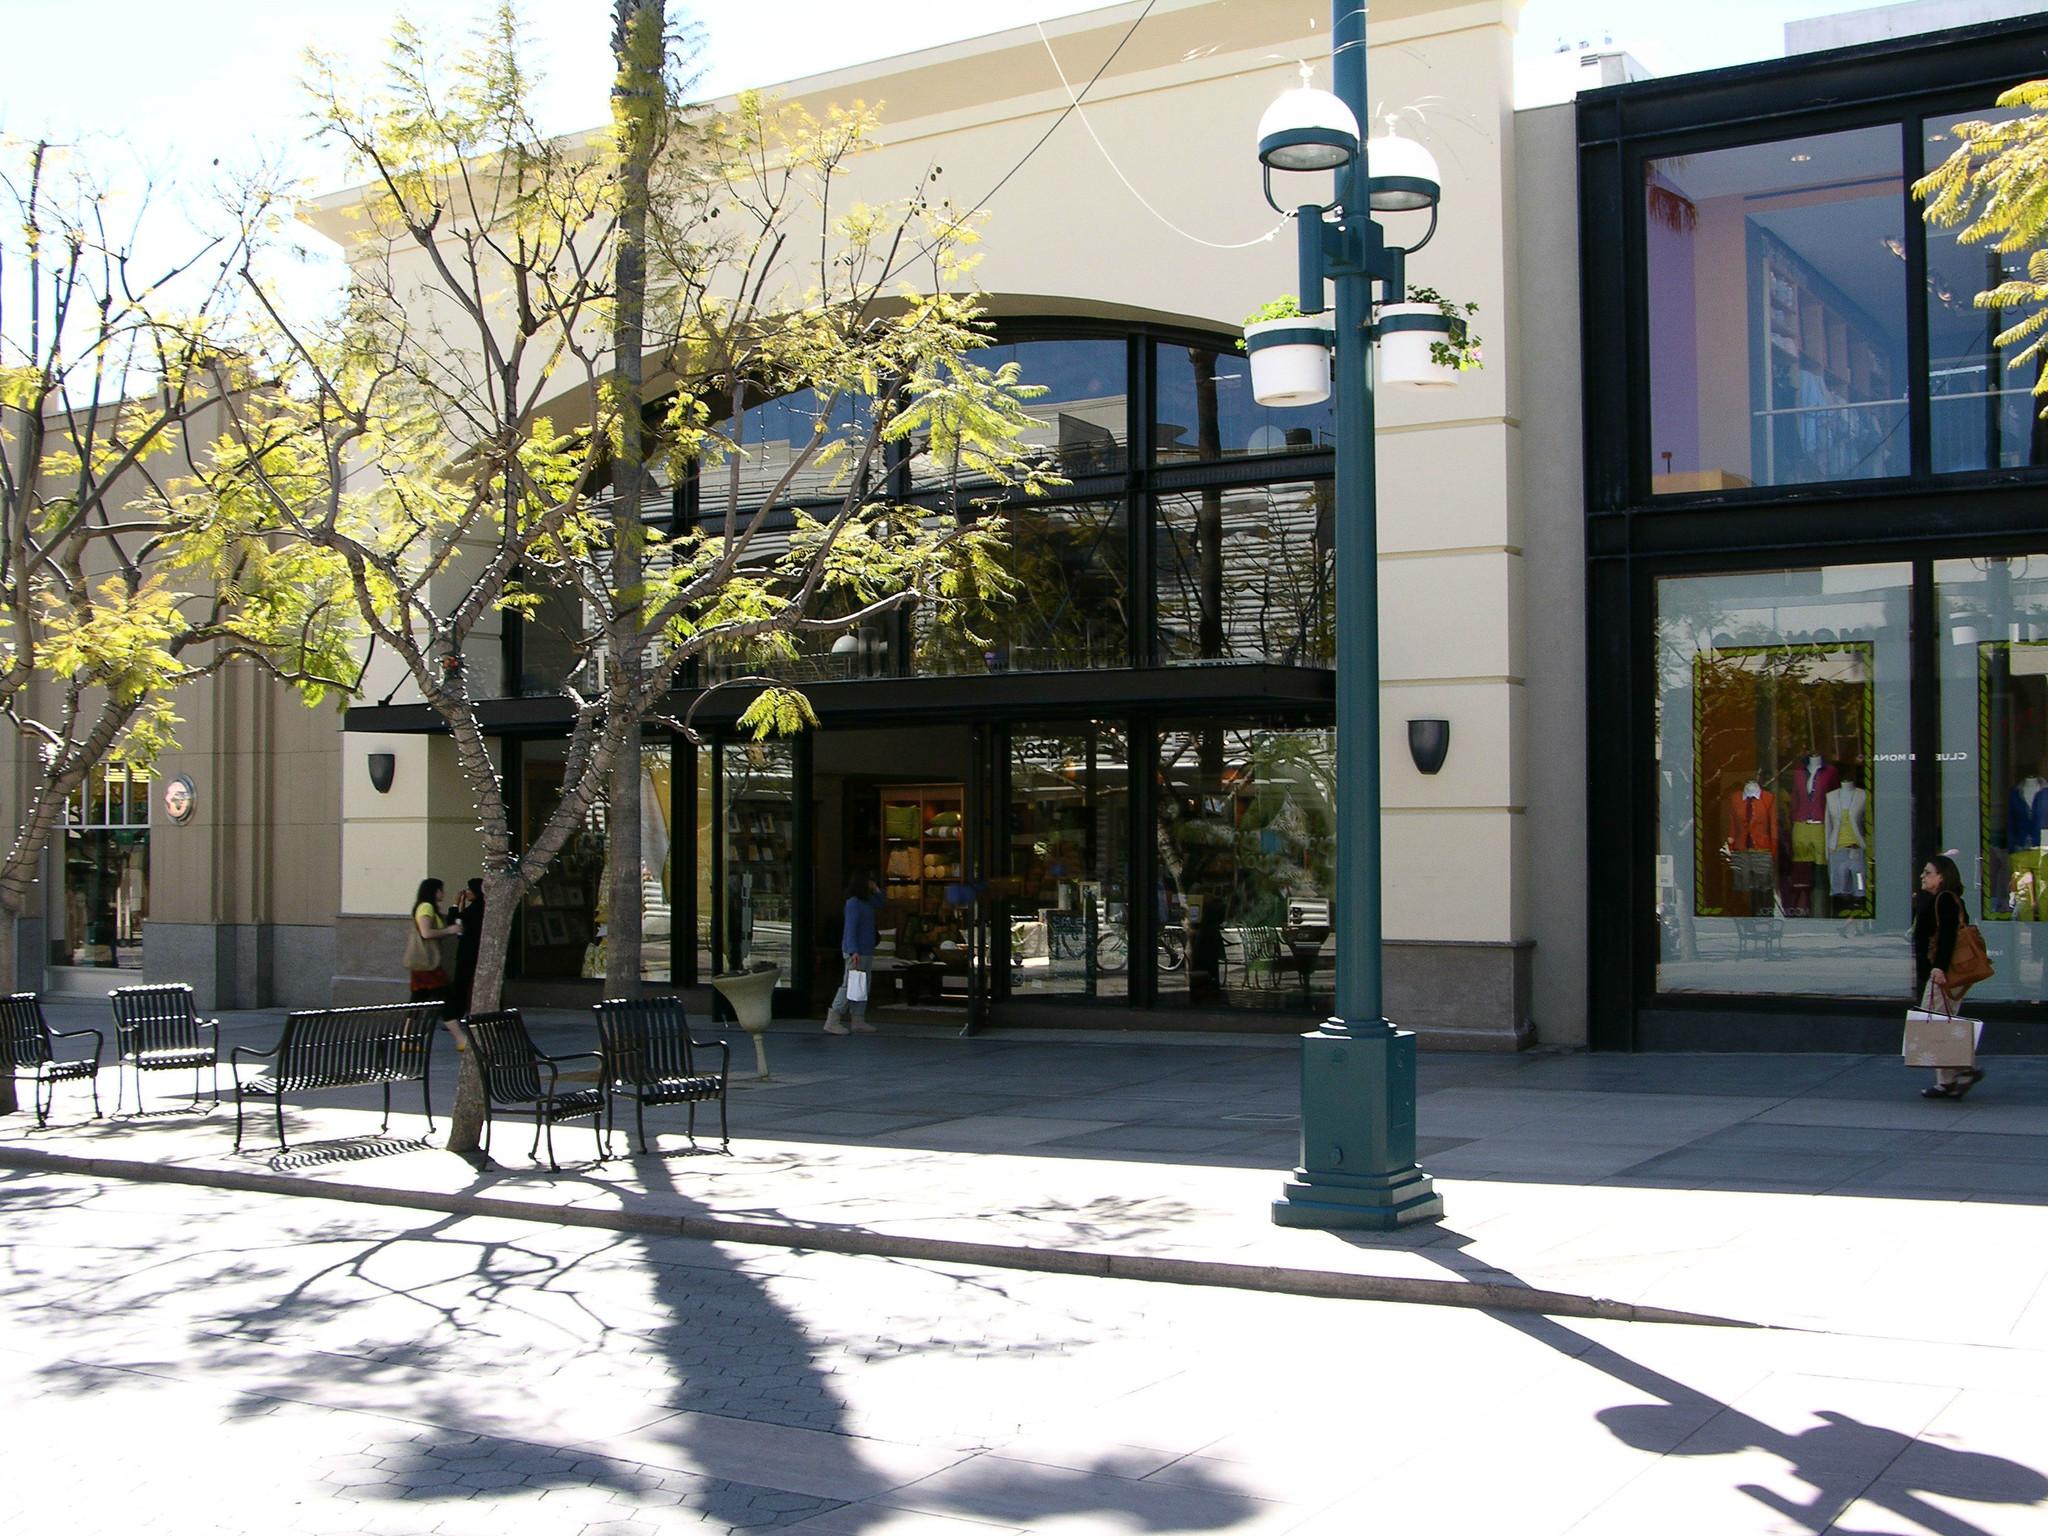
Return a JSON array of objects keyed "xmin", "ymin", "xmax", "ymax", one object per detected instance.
[
  {"xmin": 824, "ymin": 868, "xmax": 883, "ymax": 1036},
  {"xmin": 1910, "ymin": 855, "xmax": 1989, "ymax": 1099}
]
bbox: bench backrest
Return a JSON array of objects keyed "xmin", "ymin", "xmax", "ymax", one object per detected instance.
[
  {"xmin": 0, "ymin": 993, "xmax": 48, "ymax": 1068},
  {"xmin": 460, "ymin": 1010, "xmax": 544, "ymax": 1103},
  {"xmin": 273, "ymin": 1003, "xmax": 438, "ymax": 1090},
  {"xmin": 110, "ymin": 984, "xmax": 203, "ymax": 1057},
  {"xmin": 594, "ymin": 996, "xmax": 698, "ymax": 1085}
]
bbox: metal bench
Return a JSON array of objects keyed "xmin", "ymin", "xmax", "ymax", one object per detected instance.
[
  {"xmin": 108, "ymin": 984, "xmax": 219, "ymax": 1113},
  {"xmin": 229, "ymin": 1002, "xmax": 440, "ymax": 1152},
  {"xmin": 1, "ymin": 993, "xmax": 103, "ymax": 1127},
  {"xmin": 459, "ymin": 1009, "xmax": 607, "ymax": 1169},
  {"xmin": 594, "ymin": 996, "xmax": 730, "ymax": 1154}
]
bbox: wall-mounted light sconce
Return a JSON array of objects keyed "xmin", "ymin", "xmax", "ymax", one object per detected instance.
[
  {"xmin": 1407, "ymin": 719, "xmax": 1450, "ymax": 775},
  {"xmin": 367, "ymin": 752, "xmax": 396, "ymax": 795}
]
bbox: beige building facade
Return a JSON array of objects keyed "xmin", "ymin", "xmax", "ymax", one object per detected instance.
[{"xmin": 33, "ymin": 0, "xmax": 1593, "ymax": 1045}]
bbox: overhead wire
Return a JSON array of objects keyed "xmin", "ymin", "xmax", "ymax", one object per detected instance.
[{"xmin": 1032, "ymin": 18, "xmax": 1286, "ymax": 250}]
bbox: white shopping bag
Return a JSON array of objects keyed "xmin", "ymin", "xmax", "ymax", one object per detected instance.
[
  {"xmin": 1902, "ymin": 1008, "xmax": 1981, "ymax": 1069},
  {"xmin": 846, "ymin": 966, "xmax": 870, "ymax": 1003}
]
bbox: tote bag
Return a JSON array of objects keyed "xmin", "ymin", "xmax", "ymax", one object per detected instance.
[
  {"xmin": 845, "ymin": 965, "xmax": 870, "ymax": 1003},
  {"xmin": 403, "ymin": 910, "xmax": 440, "ymax": 973}
]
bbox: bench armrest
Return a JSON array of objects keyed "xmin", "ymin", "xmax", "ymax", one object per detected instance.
[
  {"xmin": 230, "ymin": 1042, "xmax": 279, "ymax": 1065},
  {"xmin": 692, "ymin": 1038, "xmax": 730, "ymax": 1077},
  {"xmin": 538, "ymin": 1049, "xmax": 602, "ymax": 1093},
  {"xmin": 52, "ymin": 1026, "xmax": 104, "ymax": 1066}
]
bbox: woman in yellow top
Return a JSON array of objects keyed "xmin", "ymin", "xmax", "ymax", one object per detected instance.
[{"xmin": 409, "ymin": 877, "xmax": 464, "ymax": 1012}]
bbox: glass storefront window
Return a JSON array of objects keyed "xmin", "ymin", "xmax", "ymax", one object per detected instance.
[
  {"xmin": 1155, "ymin": 722, "xmax": 1335, "ymax": 1012},
  {"xmin": 516, "ymin": 741, "xmax": 674, "ymax": 982},
  {"xmin": 710, "ymin": 387, "xmax": 876, "ymax": 512},
  {"xmin": 1646, "ymin": 127, "xmax": 1908, "ymax": 493},
  {"xmin": 915, "ymin": 500, "xmax": 1129, "ymax": 675},
  {"xmin": 55, "ymin": 761, "xmax": 150, "ymax": 970},
  {"xmin": 1154, "ymin": 341, "xmax": 1334, "ymax": 464},
  {"xmin": 1006, "ymin": 725, "xmax": 1129, "ymax": 1000},
  {"xmin": 1924, "ymin": 111, "xmax": 2047, "ymax": 474},
  {"xmin": 1655, "ymin": 564, "xmax": 1912, "ymax": 997},
  {"xmin": 1156, "ymin": 479, "xmax": 1332, "ymax": 665},
  {"xmin": 908, "ymin": 338, "xmax": 1127, "ymax": 489},
  {"xmin": 1937, "ymin": 556, "xmax": 2048, "ymax": 1001},
  {"xmin": 720, "ymin": 737, "xmax": 796, "ymax": 979}
]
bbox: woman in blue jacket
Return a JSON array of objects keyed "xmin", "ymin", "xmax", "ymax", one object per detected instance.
[{"xmin": 824, "ymin": 868, "xmax": 883, "ymax": 1035}]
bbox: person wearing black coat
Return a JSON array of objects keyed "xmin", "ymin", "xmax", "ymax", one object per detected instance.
[
  {"xmin": 1913, "ymin": 854, "xmax": 1983, "ymax": 1099},
  {"xmin": 448, "ymin": 879, "xmax": 485, "ymax": 1019}
]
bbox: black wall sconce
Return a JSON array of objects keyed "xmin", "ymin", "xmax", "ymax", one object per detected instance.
[
  {"xmin": 367, "ymin": 752, "xmax": 396, "ymax": 795},
  {"xmin": 1407, "ymin": 719, "xmax": 1450, "ymax": 775}
]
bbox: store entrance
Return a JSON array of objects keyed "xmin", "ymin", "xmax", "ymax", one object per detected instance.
[{"xmin": 812, "ymin": 726, "xmax": 978, "ymax": 1020}]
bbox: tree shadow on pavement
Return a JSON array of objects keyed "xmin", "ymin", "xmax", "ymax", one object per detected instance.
[{"xmin": 0, "ymin": 1157, "xmax": 1272, "ymax": 1533}]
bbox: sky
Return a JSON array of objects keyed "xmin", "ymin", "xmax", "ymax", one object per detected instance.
[{"xmin": 0, "ymin": 0, "xmax": 1895, "ymax": 316}]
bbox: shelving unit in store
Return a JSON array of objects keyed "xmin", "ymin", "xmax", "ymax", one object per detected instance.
[{"xmin": 879, "ymin": 783, "xmax": 964, "ymax": 917}]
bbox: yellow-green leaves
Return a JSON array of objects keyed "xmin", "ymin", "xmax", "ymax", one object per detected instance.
[
  {"xmin": 735, "ymin": 683, "xmax": 819, "ymax": 739},
  {"xmin": 1918, "ymin": 82, "xmax": 2048, "ymax": 403}
]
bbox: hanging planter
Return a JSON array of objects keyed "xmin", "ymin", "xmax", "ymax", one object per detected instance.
[
  {"xmin": 1243, "ymin": 308, "xmax": 1335, "ymax": 408},
  {"xmin": 1376, "ymin": 285, "xmax": 1482, "ymax": 389}
]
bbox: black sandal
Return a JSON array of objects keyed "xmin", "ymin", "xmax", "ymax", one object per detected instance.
[
  {"xmin": 1922, "ymin": 1082, "xmax": 1962, "ymax": 1099},
  {"xmin": 1951, "ymin": 1066, "xmax": 1986, "ymax": 1097}
]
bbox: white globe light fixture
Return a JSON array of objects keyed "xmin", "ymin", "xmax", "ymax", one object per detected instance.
[
  {"xmin": 1257, "ymin": 71, "xmax": 1360, "ymax": 173},
  {"xmin": 1366, "ymin": 130, "xmax": 1441, "ymax": 212}
]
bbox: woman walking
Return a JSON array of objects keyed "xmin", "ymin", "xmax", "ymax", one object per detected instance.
[
  {"xmin": 824, "ymin": 868, "xmax": 882, "ymax": 1036},
  {"xmin": 407, "ymin": 878, "xmax": 463, "ymax": 1014},
  {"xmin": 1914, "ymin": 854, "xmax": 1984, "ymax": 1099}
]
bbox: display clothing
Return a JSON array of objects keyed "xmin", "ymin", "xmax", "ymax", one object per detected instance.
[
  {"xmin": 1791, "ymin": 821, "xmax": 1827, "ymax": 863},
  {"xmin": 1730, "ymin": 848, "xmax": 1776, "ymax": 893},
  {"xmin": 1829, "ymin": 846, "xmax": 1868, "ymax": 899},
  {"xmin": 2009, "ymin": 778, "xmax": 2048, "ymax": 852},
  {"xmin": 2013, "ymin": 847, "xmax": 2048, "ymax": 922},
  {"xmin": 1788, "ymin": 760, "xmax": 1840, "ymax": 826},
  {"xmin": 1823, "ymin": 784, "xmax": 1868, "ymax": 852},
  {"xmin": 1725, "ymin": 787, "xmax": 1777, "ymax": 853}
]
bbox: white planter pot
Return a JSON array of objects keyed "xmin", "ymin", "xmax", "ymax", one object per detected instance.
[
  {"xmin": 1376, "ymin": 302, "xmax": 1459, "ymax": 388},
  {"xmin": 711, "ymin": 959, "xmax": 782, "ymax": 1078},
  {"xmin": 1243, "ymin": 317, "xmax": 1334, "ymax": 407}
]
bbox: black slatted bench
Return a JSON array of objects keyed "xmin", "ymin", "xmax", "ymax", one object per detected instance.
[{"xmin": 230, "ymin": 1002, "xmax": 439, "ymax": 1152}]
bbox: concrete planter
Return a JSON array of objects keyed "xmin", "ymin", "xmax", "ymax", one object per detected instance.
[{"xmin": 711, "ymin": 960, "xmax": 781, "ymax": 1078}]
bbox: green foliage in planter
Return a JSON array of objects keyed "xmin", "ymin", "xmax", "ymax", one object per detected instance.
[{"xmin": 1405, "ymin": 284, "xmax": 1484, "ymax": 371}]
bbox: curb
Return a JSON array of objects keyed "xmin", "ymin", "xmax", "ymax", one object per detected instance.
[{"xmin": 0, "ymin": 1145, "xmax": 1760, "ymax": 1329}]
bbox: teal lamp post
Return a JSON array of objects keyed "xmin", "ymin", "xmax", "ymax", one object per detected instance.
[{"xmin": 1262, "ymin": 2, "xmax": 1445, "ymax": 1230}]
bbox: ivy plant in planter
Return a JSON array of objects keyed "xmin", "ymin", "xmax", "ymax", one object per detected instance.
[
  {"xmin": 1239, "ymin": 296, "xmax": 1334, "ymax": 408},
  {"xmin": 1376, "ymin": 284, "xmax": 1482, "ymax": 388}
]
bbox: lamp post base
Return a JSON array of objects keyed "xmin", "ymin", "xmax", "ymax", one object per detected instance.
[{"xmin": 1272, "ymin": 1018, "xmax": 1444, "ymax": 1230}]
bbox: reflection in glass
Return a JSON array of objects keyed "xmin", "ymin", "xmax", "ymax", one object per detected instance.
[
  {"xmin": 1646, "ymin": 127, "xmax": 1907, "ymax": 493},
  {"xmin": 518, "ymin": 741, "xmax": 609, "ymax": 979},
  {"xmin": 1156, "ymin": 480, "xmax": 1332, "ymax": 665},
  {"xmin": 1155, "ymin": 723, "xmax": 1335, "ymax": 1012},
  {"xmin": 916, "ymin": 501, "xmax": 1129, "ymax": 675},
  {"xmin": 1006, "ymin": 724, "xmax": 1129, "ymax": 1000},
  {"xmin": 908, "ymin": 338, "xmax": 1127, "ymax": 489},
  {"xmin": 721, "ymin": 737, "xmax": 795, "ymax": 980},
  {"xmin": 514, "ymin": 577, "xmax": 587, "ymax": 697},
  {"xmin": 1655, "ymin": 564, "xmax": 1912, "ymax": 997},
  {"xmin": 1155, "ymin": 342, "xmax": 1334, "ymax": 463},
  {"xmin": 707, "ymin": 388, "xmax": 876, "ymax": 512},
  {"xmin": 1924, "ymin": 112, "xmax": 2048, "ymax": 473},
  {"xmin": 1937, "ymin": 556, "xmax": 2048, "ymax": 1001},
  {"xmin": 695, "ymin": 746, "xmax": 714, "ymax": 986},
  {"xmin": 56, "ymin": 761, "xmax": 150, "ymax": 970}
]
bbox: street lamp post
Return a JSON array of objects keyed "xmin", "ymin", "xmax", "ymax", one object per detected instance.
[{"xmin": 1264, "ymin": 2, "xmax": 1444, "ymax": 1230}]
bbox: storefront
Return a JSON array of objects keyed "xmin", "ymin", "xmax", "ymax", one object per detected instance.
[
  {"xmin": 1580, "ymin": 14, "xmax": 2048, "ymax": 1050},
  {"xmin": 477, "ymin": 321, "xmax": 1346, "ymax": 1027},
  {"xmin": 52, "ymin": 760, "xmax": 151, "ymax": 972}
]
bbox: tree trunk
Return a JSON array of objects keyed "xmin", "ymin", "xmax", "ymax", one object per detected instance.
[
  {"xmin": 443, "ymin": 868, "xmax": 524, "ymax": 1156},
  {"xmin": 602, "ymin": 0, "xmax": 664, "ymax": 997}
]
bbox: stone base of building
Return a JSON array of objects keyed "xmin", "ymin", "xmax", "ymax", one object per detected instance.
[
  {"xmin": 1385, "ymin": 939, "xmax": 1535, "ymax": 1051},
  {"xmin": 143, "ymin": 922, "xmax": 336, "ymax": 1012}
]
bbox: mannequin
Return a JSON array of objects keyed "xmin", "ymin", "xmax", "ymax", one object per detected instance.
[
  {"xmin": 2010, "ymin": 767, "xmax": 2048, "ymax": 920},
  {"xmin": 1725, "ymin": 776, "xmax": 1778, "ymax": 913},
  {"xmin": 1824, "ymin": 771, "xmax": 1869, "ymax": 921},
  {"xmin": 1787, "ymin": 753, "xmax": 1839, "ymax": 916}
]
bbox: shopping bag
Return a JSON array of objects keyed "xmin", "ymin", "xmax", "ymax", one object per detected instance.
[
  {"xmin": 1902, "ymin": 1008, "xmax": 1981, "ymax": 1069},
  {"xmin": 845, "ymin": 966, "xmax": 870, "ymax": 1003}
]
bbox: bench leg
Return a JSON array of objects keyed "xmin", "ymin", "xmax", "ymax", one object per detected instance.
[
  {"xmin": 233, "ymin": 1089, "xmax": 245, "ymax": 1153},
  {"xmin": 421, "ymin": 1074, "xmax": 434, "ymax": 1136},
  {"xmin": 275, "ymin": 1094, "xmax": 289, "ymax": 1154},
  {"xmin": 719, "ymin": 1088, "xmax": 729, "ymax": 1152},
  {"xmin": 686, "ymin": 1098, "xmax": 698, "ymax": 1148},
  {"xmin": 380, "ymin": 1081, "xmax": 392, "ymax": 1136},
  {"xmin": 635, "ymin": 1094, "xmax": 648, "ymax": 1156}
]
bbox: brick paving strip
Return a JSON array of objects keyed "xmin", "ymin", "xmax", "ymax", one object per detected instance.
[{"xmin": 0, "ymin": 1139, "xmax": 1753, "ymax": 1328}]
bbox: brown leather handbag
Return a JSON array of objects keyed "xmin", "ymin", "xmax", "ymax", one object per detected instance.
[{"xmin": 1941, "ymin": 894, "xmax": 1995, "ymax": 990}]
